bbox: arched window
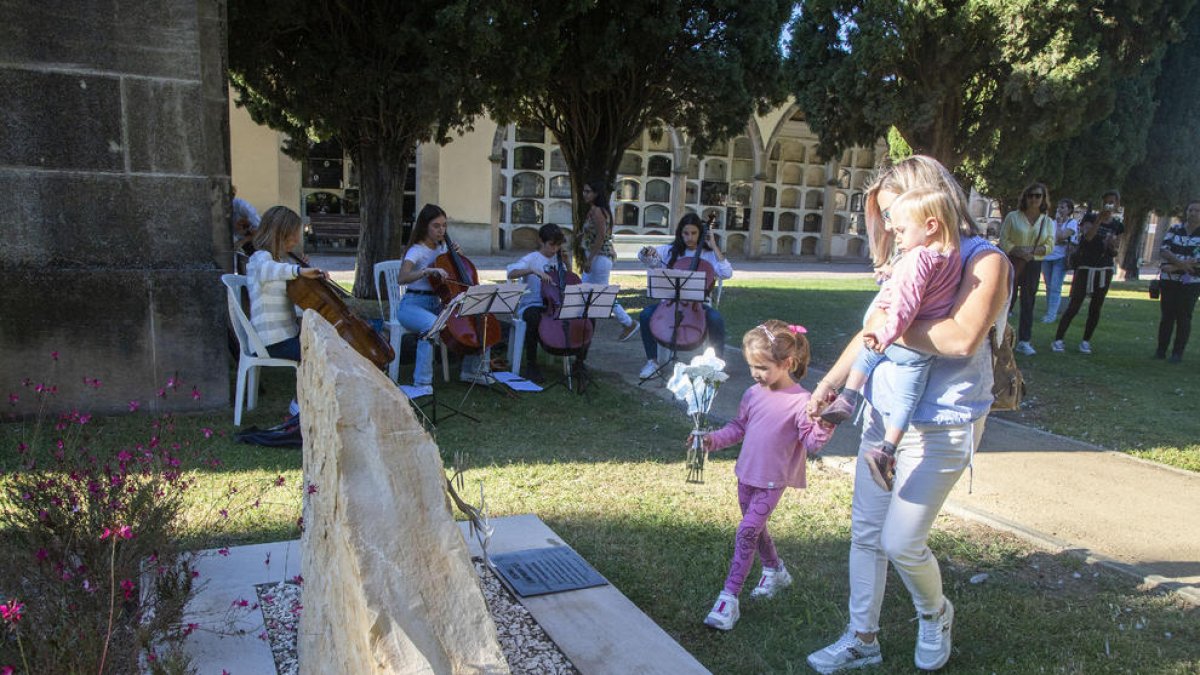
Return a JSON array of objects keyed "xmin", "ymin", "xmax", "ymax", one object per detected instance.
[
  {"xmin": 733, "ymin": 137, "xmax": 754, "ymax": 159},
  {"xmin": 704, "ymin": 159, "xmax": 728, "ymax": 182},
  {"xmin": 780, "ymin": 187, "xmax": 802, "ymax": 208},
  {"xmin": 619, "ymin": 152, "xmax": 643, "ymax": 175},
  {"xmin": 512, "ymin": 172, "xmax": 545, "ymax": 198},
  {"xmin": 550, "ymin": 149, "xmax": 568, "ymax": 172},
  {"xmin": 617, "ymin": 204, "xmax": 640, "ymax": 226},
  {"xmin": 546, "ymin": 201, "xmax": 573, "ymax": 225},
  {"xmin": 780, "ymin": 141, "xmax": 805, "ymax": 163},
  {"xmin": 732, "ymin": 159, "xmax": 754, "ymax": 182},
  {"xmin": 779, "ymin": 213, "xmax": 798, "ymax": 232},
  {"xmin": 645, "ymin": 179, "xmax": 671, "ymax": 203},
  {"xmin": 803, "ymin": 213, "xmax": 822, "ymax": 233},
  {"xmin": 781, "ymin": 164, "xmax": 802, "ymax": 185},
  {"xmin": 804, "ymin": 190, "xmax": 823, "ymax": 210},
  {"xmin": 801, "ymin": 236, "xmax": 819, "ymax": 255},
  {"xmin": 778, "ymin": 236, "xmax": 797, "ymax": 255},
  {"xmin": 549, "ymin": 175, "xmax": 572, "ymax": 199},
  {"xmin": 834, "ymin": 192, "xmax": 848, "ymax": 211},
  {"xmin": 805, "ymin": 166, "xmax": 825, "ymax": 187},
  {"xmin": 687, "ymin": 158, "xmax": 700, "ymax": 180},
  {"xmin": 510, "ymin": 199, "xmax": 543, "ymax": 224},
  {"xmin": 644, "ymin": 205, "xmax": 670, "ymax": 228},
  {"xmin": 616, "ymin": 178, "xmax": 640, "ymax": 201},
  {"xmin": 763, "ymin": 186, "xmax": 777, "ymax": 208},
  {"xmin": 513, "ymin": 147, "xmax": 544, "ymax": 170},
  {"xmin": 647, "ymin": 155, "xmax": 672, "ymax": 177},
  {"xmin": 731, "ymin": 183, "xmax": 752, "ymax": 207},
  {"xmin": 515, "ymin": 125, "xmax": 544, "ymax": 143},
  {"xmin": 761, "ymin": 211, "xmax": 775, "ymax": 231},
  {"xmin": 685, "ymin": 182, "xmax": 699, "ymax": 204}
]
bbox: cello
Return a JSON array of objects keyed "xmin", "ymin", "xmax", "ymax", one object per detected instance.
[
  {"xmin": 429, "ymin": 232, "xmax": 503, "ymax": 356},
  {"xmin": 285, "ymin": 255, "xmax": 395, "ymax": 369},
  {"xmin": 649, "ymin": 214, "xmax": 718, "ymax": 352},
  {"xmin": 536, "ymin": 251, "xmax": 594, "ymax": 357}
]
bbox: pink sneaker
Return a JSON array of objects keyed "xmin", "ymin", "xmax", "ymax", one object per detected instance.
[
  {"xmin": 820, "ymin": 393, "xmax": 858, "ymax": 425},
  {"xmin": 864, "ymin": 445, "xmax": 896, "ymax": 492}
]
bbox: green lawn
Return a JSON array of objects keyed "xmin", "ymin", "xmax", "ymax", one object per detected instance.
[{"xmin": 2, "ymin": 275, "xmax": 1196, "ymax": 674}]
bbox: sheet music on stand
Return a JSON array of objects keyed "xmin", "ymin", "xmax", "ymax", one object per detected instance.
[
  {"xmin": 557, "ymin": 283, "xmax": 619, "ymax": 320},
  {"xmin": 647, "ymin": 268, "xmax": 707, "ymax": 303},
  {"xmin": 423, "ymin": 292, "xmax": 465, "ymax": 340},
  {"xmin": 459, "ymin": 282, "xmax": 525, "ymax": 318}
]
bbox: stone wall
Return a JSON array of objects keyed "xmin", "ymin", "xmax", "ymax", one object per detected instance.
[
  {"xmin": 0, "ymin": 0, "xmax": 230, "ymax": 414},
  {"xmin": 297, "ymin": 312, "xmax": 509, "ymax": 674}
]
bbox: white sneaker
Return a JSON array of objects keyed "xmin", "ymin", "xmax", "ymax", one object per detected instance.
[
  {"xmin": 459, "ymin": 371, "xmax": 497, "ymax": 385},
  {"xmin": 399, "ymin": 384, "xmax": 433, "ymax": 399},
  {"xmin": 1040, "ymin": 315, "xmax": 1055, "ymax": 323},
  {"xmin": 618, "ymin": 321, "xmax": 641, "ymax": 342},
  {"xmin": 914, "ymin": 598, "xmax": 954, "ymax": 671},
  {"xmin": 1079, "ymin": 340, "xmax": 1092, "ymax": 355},
  {"xmin": 1015, "ymin": 341, "xmax": 1036, "ymax": 355},
  {"xmin": 703, "ymin": 591, "xmax": 739, "ymax": 631},
  {"xmin": 288, "ymin": 398, "xmax": 300, "ymax": 416},
  {"xmin": 1051, "ymin": 339, "xmax": 1064, "ymax": 353},
  {"xmin": 807, "ymin": 627, "xmax": 883, "ymax": 674},
  {"xmin": 638, "ymin": 359, "xmax": 659, "ymax": 379},
  {"xmin": 750, "ymin": 563, "xmax": 793, "ymax": 600}
]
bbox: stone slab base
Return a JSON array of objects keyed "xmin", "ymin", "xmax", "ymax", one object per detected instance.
[{"xmin": 460, "ymin": 515, "xmax": 710, "ymax": 675}]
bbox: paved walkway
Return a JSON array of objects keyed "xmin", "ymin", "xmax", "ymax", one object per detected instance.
[{"xmin": 315, "ymin": 253, "xmax": 1200, "ymax": 604}]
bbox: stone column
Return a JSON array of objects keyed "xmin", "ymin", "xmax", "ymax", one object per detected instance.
[
  {"xmin": 820, "ymin": 161, "xmax": 839, "ymax": 261},
  {"xmin": 0, "ymin": 0, "xmax": 230, "ymax": 414}
]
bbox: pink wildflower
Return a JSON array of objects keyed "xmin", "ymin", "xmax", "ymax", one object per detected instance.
[
  {"xmin": 156, "ymin": 388, "xmax": 166, "ymax": 398},
  {"xmin": 120, "ymin": 579, "xmax": 135, "ymax": 600},
  {"xmin": 191, "ymin": 386, "xmax": 202, "ymax": 400},
  {"xmin": 7, "ymin": 393, "xmax": 16, "ymax": 406},
  {"xmin": 291, "ymin": 574, "xmax": 304, "ymax": 585},
  {"xmin": 201, "ymin": 427, "xmax": 214, "ymax": 439},
  {"xmin": 273, "ymin": 476, "xmax": 286, "ymax": 487},
  {"xmin": 307, "ymin": 483, "xmax": 319, "ymax": 495},
  {"xmin": 35, "ymin": 548, "xmax": 48, "ymax": 562},
  {"xmin": 183, "ymin": 623, "xmax": 199, "ymax": 636},
  {"xmin": 231, "ymin": 598, "xmax": 249, "ymax": 608},
  {"xmin": 219, "ymin": 509, "xmax": 228, "ymax": 519},
  {"xmin": 0, "ymin": 600, "xmax": 24, "ymax": 623},
  {"xmin": 218, "ymin": 548, "xmax": 230, "ymax": 557},
  {"xmin": 3, "ymin": 665, "xmax": 14, "ymax": 674},
  {"xmin": 50, "ymin": 351, "xmax": 59, "ymax": 361},
  {"xmin": 117, "ymin": 525, "xmax": 133, "ymax": 539},
  {"xmin": 128, "ymin": 400, "xmax": 140, "ymax": 412},
  {"xmin": 166, "ymin": 376, "xmax": 178, "ymax": 389}
]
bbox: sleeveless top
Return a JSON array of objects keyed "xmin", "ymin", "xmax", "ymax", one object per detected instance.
[
  {"xmin": 582, "ymin": 208, "xmax": 617, "ymax": 261},
  {"xmin": 864, "ymin": 236, "xmax": 1001, "ymax": 425}
]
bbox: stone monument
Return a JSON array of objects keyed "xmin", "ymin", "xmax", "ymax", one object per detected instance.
[{"xmin": 297, "ymin": 311, "xmax": 509, "ymax": 674}]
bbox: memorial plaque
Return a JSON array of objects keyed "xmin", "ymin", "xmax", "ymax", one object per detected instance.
[{"xmin": 491, "ymin": 546, "xmax": 609, "ymax": 597}]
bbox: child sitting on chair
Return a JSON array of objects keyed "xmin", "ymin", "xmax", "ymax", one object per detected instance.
[
  {"xmin": 246, "ymin": 206, "xmax": 324, "ymax": 362},
  {"xmin": 506, "ymin": 223, "xmax": 569, "ymax": 383}
]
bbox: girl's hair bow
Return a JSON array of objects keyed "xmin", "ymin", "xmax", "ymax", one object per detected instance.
[{"xmin": 788, "ymin": 324, "xmax": 807, "ymax": 335}]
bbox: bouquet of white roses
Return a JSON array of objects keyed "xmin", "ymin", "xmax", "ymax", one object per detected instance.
[{"xmin": 666, "ymin": 348, "xmax": 728, "ymax": 483}]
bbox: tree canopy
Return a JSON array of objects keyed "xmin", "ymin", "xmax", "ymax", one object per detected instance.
[
  {"xmin": 788, "ymin": 0, "xmax": 1194, "ymax": 194},
  {"xmin": 228, "ymin": 0, "xmax": 544, "ymax": 296},
  {"xmin": 486, "ymin": 0, "xmax": 793, "ymax": 263}
]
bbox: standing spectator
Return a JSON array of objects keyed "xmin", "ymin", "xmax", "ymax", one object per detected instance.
[
  {"xmin": 1155, "ymin": 200, "xmax": 1200, "ymax": 363},
  {"xmin": 1052, "ymin": 191, "xmax": 1125, "ymax": 355},
  {"xmin": 1041, "ymin": 199, "xmax": 1078, "ymax": 322},
  {"xmin": 1000, "ymin": 182, "xmax": 1055, "ymax": 354}
]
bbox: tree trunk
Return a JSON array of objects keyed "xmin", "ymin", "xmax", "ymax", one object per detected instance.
[
  {"xmin": 352, "ymin": 141, "xmax": 412, "ymax": 298},
  {"xmin": 1119, "ymin": 205, "xmax": 1147, "ymax": 281},
  {"xmin": 548, "ymin": 117, "xmax": 634, "ymax": 268}
]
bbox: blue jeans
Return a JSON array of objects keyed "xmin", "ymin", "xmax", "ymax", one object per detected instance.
[
  {"xmin": 266, "ymin": 336, "xmax": 301, "ymax": 361},
  {"xmin": 1041, "ymin": 256, "xmax": 1067, "ymax": 318},
  {"xmin": 393, "ymin": 292, "xmax": 482, "ymax": 385},
  {"xmin": 853, "ymin": 343, "xmax": 933, "ymax": 433},
  {"xmin": 639, "ymin": 301, "xmax": 726, "ymax": 359}
]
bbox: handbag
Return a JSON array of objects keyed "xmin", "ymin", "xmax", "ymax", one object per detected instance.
[
  {"xmin": 1005, "ymin": 215, "xmax": 1046, "ymax": 280},
  {"xmin": 1149, "ymin": 279, "xmax": 1161, "ymax": 299},
  {"xmin": 990, "ymin": 323, "xmax": 1025, "ymax": 412}
]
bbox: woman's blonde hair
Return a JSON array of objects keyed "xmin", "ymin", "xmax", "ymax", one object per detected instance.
[
  {"xmin": 741, "ymin": 319, "xmax": 810, "ymax": 378},
  {"xmin": 253, "ymin": 206, "xmax": 303, "ymax": 260},
  {"xmin": 864, "ymin": 155, "xmax": 979, "ymax": 266},
  {"xmin": 889, "ymin": 187, "xmax": 962, "ymax": 253}
]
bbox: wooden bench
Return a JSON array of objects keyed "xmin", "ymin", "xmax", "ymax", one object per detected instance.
[{"xmin": 306, "ymin": 214, "xmax": 360, "ymax": 251}]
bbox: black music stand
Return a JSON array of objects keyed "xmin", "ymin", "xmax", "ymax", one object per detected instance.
[
  {"xmin": 412, "ymin": 294, "xmax": 478, "ymax": 427},
  {"xmin": 639, "ymin": 268, "xmax": 707, "ymax": 385},
  {"xmin": 455, "ymin": 283, "xmax": 525, "ymax": 401},
  {"xmin": 543, "ymin": 283, "xmax": 618, "ymax": 395}
]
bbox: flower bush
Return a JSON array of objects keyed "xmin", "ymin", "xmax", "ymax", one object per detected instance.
[{"xmin": 1, "ymin": 357, "xmax": 294, "ymax": 674}]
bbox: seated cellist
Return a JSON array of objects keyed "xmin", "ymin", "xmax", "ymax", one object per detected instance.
[
  {"xmin": 246, "ymin": 206, "xmax": 325, "ymax": 362},
  {"xmin": 506, "ymin": 223, "xmax": 568, "ymax": 384},
  {"xmin": 392, "ymin": 204, "xmax": 492, "ymax": 400},
  {"xmin": 635, "ymin": 213, "xmax": 733, "ymax": 379}
]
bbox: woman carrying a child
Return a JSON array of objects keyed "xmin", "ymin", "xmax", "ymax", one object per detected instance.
[{"xmin": 805, "ymin": 156, "xmax": 1011, "ymax": 674}]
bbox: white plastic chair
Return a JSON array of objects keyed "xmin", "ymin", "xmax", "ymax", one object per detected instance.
[
  {"xmin": 221, "ymin": 274, "xmax": 298, "ymax": 426},
  {"xmin": 374, "ymin": 260, "xmax": 449, "ymax": 383}
]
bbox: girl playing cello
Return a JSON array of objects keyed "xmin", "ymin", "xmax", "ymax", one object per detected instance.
[
  {"xmin": 392, "ymin": 204, "xmax": 493, "ymax": 400},
  {"xmin": 635, "ymin": 213, "xmax": 733, "ymax": 378}
]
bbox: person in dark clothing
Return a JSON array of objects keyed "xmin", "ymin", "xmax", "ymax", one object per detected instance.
[
  {"xmin": 1052, "ymin": 191, "xmax": 1125, "ymax": 355},
  {"xmin": 1155, "ymin": 200, "xmax": 1200, "ymax": 362}
]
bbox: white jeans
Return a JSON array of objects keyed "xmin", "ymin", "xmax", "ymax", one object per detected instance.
[
  {"xmin": 848, "ymin": 405, "xmax": 984, "ymax": 634},
  {"xmin": 582, "ymin": 254, "xmax": 632, "ymax": 326}
]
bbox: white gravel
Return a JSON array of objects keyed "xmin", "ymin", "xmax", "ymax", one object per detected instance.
[{"xmin": 256, "ymin": 559, "xmax": 577, "ymax": 675}]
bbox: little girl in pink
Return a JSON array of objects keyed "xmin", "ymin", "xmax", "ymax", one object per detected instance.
[{"xmin": 696, "ymin": 320, "xmax": 833, "ymax": 631}]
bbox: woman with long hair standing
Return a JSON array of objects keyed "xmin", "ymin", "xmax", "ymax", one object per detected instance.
[
  {"xmin": 999, "ymin": 182, "xmax": 1055, "ymax": 355},
  {"xmin": 579, "ymin": 180, "xmax": 639, "ymax": 342},
  {"xmin": 806, "ymin": 156, "xmax": 1010, "ymax": 674}
]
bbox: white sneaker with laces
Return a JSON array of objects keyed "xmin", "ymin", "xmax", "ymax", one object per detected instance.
[
  {"xmin": 806, "ymin": 627, "xmax": 883, "ymax": 674},
  {"xmin": 914, "ymin": 598, "xmax": 954, "ymax": 671},
  {"xmin": 638, "ymin": 359, "xmax": 659, "ymax": 379},
  {"xmin": 399, "ymin": 384, "xmax": 433, "ymax": 400},
  {"xmin": 703, "ymin": 591, "xmax": 739, "ymax": 631},
  {"xmin": 1051, "ymin": 339, "xmax": 1064, "ymax": 353},
  {"xmin": 749, "ymin": 563, "xmax": 793, "ymax": 600},
  {"xmin": 459, "ymin": 371, "xmax": 497, "ymax": 385},
  {"xmin": 1079, "ymin": 340, "xmax": 1092, "ymax": 354},
  {"xmin": 1015, "ymin": 341, "xmax": 1036, "ymax": 355}
]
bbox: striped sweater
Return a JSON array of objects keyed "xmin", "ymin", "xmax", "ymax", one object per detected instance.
[{"xmin": 247, "ymin": 250, "xmax": 301, "ymax": 346}]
